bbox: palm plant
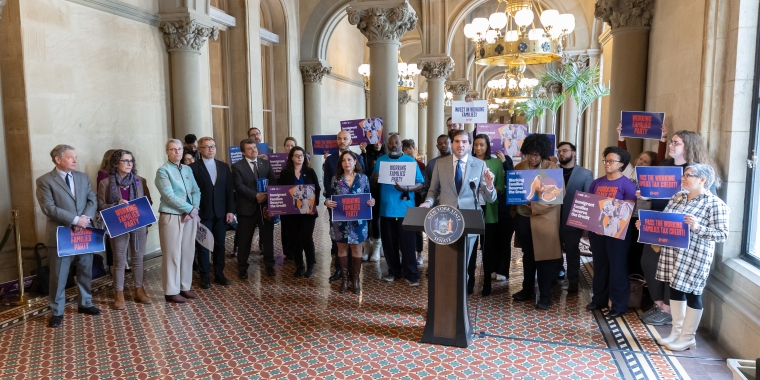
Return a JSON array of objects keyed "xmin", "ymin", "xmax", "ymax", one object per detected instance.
[{"xmin": 514, "ymin": 93, "xmax": 566, "ymax": 134}]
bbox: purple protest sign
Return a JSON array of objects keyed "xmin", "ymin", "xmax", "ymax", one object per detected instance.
[
  {"xmin": 475, "ymin": 124, "xmax": 506, "ymax": 156},
  {"xmin": 340, "ymin": 118, "xmax": 384, "ymax": 146},
  {"xmin": 566, "ymin": 191, "xmax": 634, "ymax": 240},
  {"xmin": 269, "ymin": 153, "xmax": 288, "ymax": 177},
  {"xmin": 56, "ymin": 227, "xmax": 107, "ymax": 257},
  {"xmin": 267, "ymin": 185, "xmax": 316, "ymax": 216},
  {"xmin": 638, "ymin": 210, "xmax": 690, "ymax": 249},
  {"xmin": 500, "ymin": 124, "xmax": 529, "ymax": 157},
  {"xmin": 506, "ymin": 168, "xmax": 565, "ymax": 205},
  {"xmin": 311, "ymin": 135, "xmax": 339, "ymax": 155},
  {"xmin": 636, "ymin": 166, "xmax": 683, "ymax": 199},
  {"xmin": 332, "ymin": 194, "xmax": 372, "ymax": 221},
  {"xmin": 620, "ymin": 111, "xmax": 665, "ymax": 140}
]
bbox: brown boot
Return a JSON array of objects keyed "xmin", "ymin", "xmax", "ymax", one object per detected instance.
[
  {"xmin": 352, "ymin": 256, "xmax": 362, "ymax": 295},
  {"xmin": 339, "ymin": 256, "xmax": 349, "ymax": 294},
  {"xmin": 113, "ymin": 290, "xmax": 126, "ymax": 310},
  {"xmin": 133, "ymin": 287, "xmax": 153, "ymax": 304}
]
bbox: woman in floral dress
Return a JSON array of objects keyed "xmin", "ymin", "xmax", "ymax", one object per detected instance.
[{"xmin": 325, "ymin": 151, "xmax": 375, "ymax": 294}]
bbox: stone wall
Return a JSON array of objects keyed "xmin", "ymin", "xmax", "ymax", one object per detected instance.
[{"xmin": 323, "ymin": 17, "xmax": 366, "ymax": 133}]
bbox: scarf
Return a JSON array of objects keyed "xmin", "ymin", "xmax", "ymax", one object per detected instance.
[{"xmin": 109, "ymin": 172, "xmax": 137, "ymax": 205}]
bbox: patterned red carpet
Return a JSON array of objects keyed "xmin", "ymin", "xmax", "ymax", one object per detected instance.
[{"xmin": 0, "ymin": 208, "xmax": 697, "ymax": 379}]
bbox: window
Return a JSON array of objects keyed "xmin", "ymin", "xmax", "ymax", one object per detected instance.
[
  {"xmin": 260, "ymin": 3, "xmax": 275, "ymax": 145},
  {"xmin": 742, "ymin": 21, "xmax": 760, "ymax": 266},
  {"xmin": 209, "ymin": 29, "xmax": 231, "ymax": 162}
]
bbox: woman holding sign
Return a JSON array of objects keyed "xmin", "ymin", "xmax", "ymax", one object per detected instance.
[
  {"xmin": 585, "ymin": 147, "xmax": 637, "ymax": 319},
  {"xmin": 278, "ymin": 146, "xmax": 321, "ymax": 278},
  {"xmin": 636, "ymin": 164, "xmax": 728, "ymax": 351},
  {"xmin": 97, "ymin": 149, "xmax": 153, "ymax": 309},
  {"xmin": 324, "ymin": 151, "xmax": 375, "ymax": 294}
]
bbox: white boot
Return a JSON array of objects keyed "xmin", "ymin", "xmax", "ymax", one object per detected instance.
[
  {"xmin": 362, "ymin": 239, "xmax": 370, "ymax": 261},
  {"xmin": 665, "ymin": 306, "xmax": 703, "ymax": 352},
  {"xmin": 370, "ymin": 238, "xmax": 382, "ymax": 262},
  {"xmin": 657, "ymin": 300, "xmax": 684, "ymax": 345}
]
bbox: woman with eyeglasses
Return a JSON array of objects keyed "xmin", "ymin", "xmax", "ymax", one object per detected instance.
[
  {"xmin": 511, "ymin": 134, "xmax": 563, "ymax": 311},
  {"xmin": 637, "ymin": 130, "xmax": 717, "ymax": 326},
  {"xmin": 278, "ymin": 146, "xmax": 321, "ymax": 278},
  {"xmin": 636, "ymin": 164, "xmax": 728, "ymax": 351},
  {"xmin": 585, "ymin": 146, "xmax": 637, "ymax": 319},
  {"xmin": 97, "ymin": 149, "xmax": 153, "ymax": 309}
]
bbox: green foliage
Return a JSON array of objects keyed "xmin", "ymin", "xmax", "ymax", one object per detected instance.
[
  {"xmin": 514, "ymin": 93, "xmax": 566, "ymax": 122},
  {"xmin": 541, "ymin": 62, "xmax": 609, "ymax": 115}
]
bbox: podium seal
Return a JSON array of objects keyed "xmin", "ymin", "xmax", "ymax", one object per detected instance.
[{"xmin": 424, "ymin": 205, "xmax": 465, "ymax": 244}]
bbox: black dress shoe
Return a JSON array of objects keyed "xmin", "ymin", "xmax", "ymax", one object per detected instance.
[
  {"xmin": 294, "ymin": 267, "xmax": 304, "ymax": 278},
  {"xmin": 213, "ymin": 277, "xmax": 231, "ymax": 286},
  {"xmin": 265, "ymin": 266, "xmax": 275, "ymax": 277},
  {"xmin": 536, "ymin": 298, "xmax": 551, "ymax": 310},
  {"xmin": 199, "ymin": 281, "xmax": 211, "ymax": 289},
  {"xmin": 239, "ymin": 272, "xmax": 249, "ymax": 280},
  {"xmin": 329, "ymin": 269, "xmax": 341, "ymax": 282},
  {"xmin": 48, "ymin": 315, "xmax": 63, "ymax": 328},
  {"xmin": 481, "ymin": 287, "xmax": 492, "ymax": 297},
  {"xmin": 586, "ymin": 302, "xmax": 604, "ymax": 310},
  {"xmin": 606, "ymin": 310, "xmax": 625, "ymax": 319},
  {"xmin": 304, "ymin": 266, "xmax": 314, "ymax": 278},
  {"xmin": 77, "ymin": 306, "xmax": 102, "ymax": 315},
  {"xmin": 512, "ymin": 289, "xmax": 535, "ymax": 301},
  {"xmin": 567, "ymin": 283, "xmax": 579, "ymax": 293}
]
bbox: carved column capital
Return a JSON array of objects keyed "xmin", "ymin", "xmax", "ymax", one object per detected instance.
[
  {"xmin": 418, "ymin": 101, "xmax": 427, "ymax": 109},
  {"xmin": 300, "ymin": 62, "xmax": 332, "ymax": 83},
  {"xmin": 561, "ymin": 53, "xmax": 590, "ymax": 69},
  {"xmin": 466, "ymin": 90, "xmax": 480, "ymax": 99},
  {"xmin": 161, "ymin": 18, "xmax": 219, "ymax": 51},
  {"xmin": 365, "ymin": 88, "xmax": 371, "ymax": 99},
  {"xmin": 418, "ymin": 56, "xmax": 455, "ymax": 80},
  {"xmin": 398, "ymin": 90, "xmax": 411, "ymax": 105},
  {"xmin": 543, "ymin": 80, "xmax": 563, "ymax": 94},
  {"xmin": 594, "ymin": 0, "xmax": 654, "ymax": 29},
  {"xmin": 446, "ymin": 80, "xmax": 470, "ymax": 95},
  {"xmin": 347, "ymin": 1, "xmax": 417, "ymax": 42}
]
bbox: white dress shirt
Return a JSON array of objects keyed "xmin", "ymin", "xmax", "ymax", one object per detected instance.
[
  {"xmin": 203, "ymin": 157, "xmax": 217, "ymax": 185},
  {"xmin": 56, "ymin": 168, "xmax": 79, "ymax": 226}
]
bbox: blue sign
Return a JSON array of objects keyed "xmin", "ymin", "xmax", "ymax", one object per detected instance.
[
  {"xmin": 229, "ymin": 146, "xmax": 243, "ymax": 164},
  {"xmin": 638, "ymin": 210, "xmax": 690, "ymax": 249},
  {"xmin": 636, "ymin": 166, "xmax": 683, "ymax": 199},
  {"xmin": 423, "ymin": 205, "xmax": 465, "ymax": 245},
  {"xmin": 311, "ymin": 135, "xmax": 339, "ymax": 155},
  {"xmin": 56, "ymin": 227, "xmax": 106, "ymax": 257},
  {"xmin": 506, "ymin": 168, "xmax": 565, "ymax": 205},
  {"xmin": 99, "ymin": 196, "xmax": 157, "ymax": 238},
  {"xmin": 620, "ymin": 111, "xmax": 665, "ymax": 140},
  {"xmin": 257, "ymin": 143, "xmax": 270, "ymax": 156},
  {"xmin": 257, "ymin": 178, "xmax": 269, "ymax": 192},
  {"xmin": 332, "ymin": 194, "xmax": 372, "ymax": 221}
]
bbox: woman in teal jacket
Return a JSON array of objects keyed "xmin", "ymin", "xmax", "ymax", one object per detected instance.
[{"xmin": 469, "ymin": 133, "xmax": 506, "ymax": 296}]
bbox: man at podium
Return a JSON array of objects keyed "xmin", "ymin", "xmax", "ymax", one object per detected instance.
[{"xmin": 420, "ymin": 130, "xmax": 496, "ymax": 254}]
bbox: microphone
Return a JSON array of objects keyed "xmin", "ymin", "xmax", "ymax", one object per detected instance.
[{"xmin": 469, "ymin": 180, "xmax": 479, "ymax": 211}]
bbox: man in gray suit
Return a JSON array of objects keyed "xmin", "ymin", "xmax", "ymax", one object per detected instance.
[
  {"xmin": 557, "ymin": 142, "xmax": 593, "ymax": 293},
  {"xmin": 36, "ymin": 144, "xmax": 101, "ymax": 328},
  {"xmin": 421, "ymin": 129, "xmax": 497, "ymax": 255}
]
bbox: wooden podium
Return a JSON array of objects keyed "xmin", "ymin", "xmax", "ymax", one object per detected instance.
[{"xmin": 403, "ymin": 207, "xmax": 485, "ymax": 348}]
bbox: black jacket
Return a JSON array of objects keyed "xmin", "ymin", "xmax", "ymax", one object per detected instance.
[
  {"xmin": 231, "ymin": 158, "xmax": 277, "ymax": 216},
  {"xmin": 278, "ymin": 167, "xmax": 321, "ymax": 218},
  {"xmin": 189, "ymin": 159, "xmax": 235, "ymax": 220}
]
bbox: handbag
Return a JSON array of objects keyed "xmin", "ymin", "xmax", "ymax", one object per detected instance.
[{"xmin": 628, "ymin": 274, "xmax": 647, "ymax": 309}]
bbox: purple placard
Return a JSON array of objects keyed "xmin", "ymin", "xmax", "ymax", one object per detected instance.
[
  {"xmin": 499, "ymin": 124, "xmax": 529, "ymax": 157},
  {"xmin": 636, "ymin": 166, "xmax": 683, "ymax": 199},
  {"xmin": 267, "ymin": 185, "xmax": 316, "ymax": 216},
  {"xmin": 341, "ymin": 118, "xmax": 384, "ymax": 146},
  {"xmin": 638, "ymin": 210, "xmax": 690, "ymax": 249},
  {"xmin": 331, "ymin": 194, "xmax": 372, "ymax": 222},
  {"xmin": 311, "ymin": 135, "xmax": 340, "ymax": 155},
  {"xmin": 566, "ymin": 191, "xmax": 634, "ymax": 240},
  {"xmin": 476, "ymin": 124, "xmax": 506, "ymax": 156},
  {"xmin": 56, "ymin": 227, "xmax": 107, "ymax": 256},
  {"xmin": 620, "ymin": 111, "xmax": 665, "ymax": 140},
  {"xmin": 99, "ymin": 196, "xmax": 157, "ymax": 238},
  {"xmin": 506, "ymin": 168, "xmax": 565, "ymax": 205},
  {"xmin": 269, "ymin": 153, "xmax": 288, "ymax": 177}
]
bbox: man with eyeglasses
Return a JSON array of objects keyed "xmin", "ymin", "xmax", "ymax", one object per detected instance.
[
  {"xmin": 190, "ymin": 137, "xmax": 235, "ymax": 289},
  {"xmin": 556, "ymin": 142, "xmax": 593, "ymax": 293},
  {"xmin": 248, "ymin": 127, "xmax": 269, "ymax": 160}
]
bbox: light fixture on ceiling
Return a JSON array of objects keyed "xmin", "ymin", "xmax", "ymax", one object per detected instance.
[
  {"xmin": 463, "ymin": 0, "xmax": 575, "ymax": 66},
  {"xmin": 419, "ymin": 92, "xmax": 428, "ymax": 107},
  {"xmin": 358, "ymin": 54, "xmax": 421, "ymax": 91},
  {"xmin": 486, "ymin": 58, "xmax": 541, "ymax": 101}
]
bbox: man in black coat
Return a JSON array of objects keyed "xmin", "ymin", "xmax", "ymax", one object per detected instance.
[
  {"xmin": 190, "ymin": 137, "xmax": 235, "ymax": 288},
  {"xmin": 232, "ymin": 139, "xmax": 278, "ymax": 278}
]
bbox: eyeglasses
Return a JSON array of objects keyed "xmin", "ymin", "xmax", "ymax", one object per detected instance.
[
  {"xmin": 167, "ymin": 148, "xmax": 182, "ymax": 152},
  {"xmin": 525, "ymin": 153, "xmax": 541, "ymax": 158},
  {"xmin": 557, "ymin": 149, "xmax": 573, "ymax": 154},
  {"xmin": 601, "ymin": 159, "xmax": 621, "ymax": 165},
  {"xmin": 119, "ymin": 159, "xmax": 135, "ymax": 164},
  {"xmin": 200, "ymin": 145, "xmax": 216, "ymax": 150},
  {"xmin": 669, "ymin": 140, "xmax": 683, "ymax": 146},
  {"xmin": 682, "ymin": 173, "xmax": 700, "ymax": 179},
  {"xmin": 293, "ymin": 154, "xmax": 304, "ymax": 159}
]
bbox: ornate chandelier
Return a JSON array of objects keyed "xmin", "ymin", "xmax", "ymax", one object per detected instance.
[
  {"xmin": 358, "ymin": 54, "xmax": 421, "ymax": 91},
  {"xmin": 487, "ymin": 58, "xmax": 540, "ymax": 101},
  {"xmin": 463, "ymin": 0, "xmax": 575, "ymax": 66}
]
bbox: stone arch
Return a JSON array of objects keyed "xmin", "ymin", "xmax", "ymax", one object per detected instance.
[{"xmin": 300, "ymin": 0, "xmax": 354, "ymax": 61}]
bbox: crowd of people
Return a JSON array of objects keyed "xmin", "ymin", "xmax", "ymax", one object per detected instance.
[{"xmin": 36, "ymin": 123, "xmax": 729, "ymax": 352}]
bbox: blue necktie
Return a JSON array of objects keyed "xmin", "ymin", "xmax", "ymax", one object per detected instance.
[{"xmin": 455, "ymin": 159, "xmax": 462, "ymax": 194}]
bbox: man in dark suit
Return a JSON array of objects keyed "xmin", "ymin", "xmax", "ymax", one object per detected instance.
[
  {"xmin": 232, "ymin": 139, "xmax": 277, "ymax": 278},
  {"xmin": 322, "ymin": 130, "xmax": 365, "ymax": 281},
  {"xmin": 35, "ymin": 144, "xmax": 102, "ymax": 328},
  {"xmin": 190, "ymin": 137, "xmax": 235, "ymax": 288},
  {"xmin": 557, "ymin": 141, "xmax": 593, "ymax": 293}
]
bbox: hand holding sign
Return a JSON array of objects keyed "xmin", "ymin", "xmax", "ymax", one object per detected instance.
[
  {"xmin": 620, "ymin": 111, "xmax": 666, "ymax": 140},
  {"xmin": 378, "ymin": 162, "xmax": 416, "ymax": 186}
]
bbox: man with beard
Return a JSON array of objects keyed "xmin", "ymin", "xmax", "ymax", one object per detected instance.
[
  {"xmin": 323, "ymin": 130, "xmax": 365, "ymax": 281},
  {"xmin": 422, "ymin": 134, "xmax": 451, "ymax": 206},
  {"xmin": 557, "ymin": 142, "xmax": 593, "ymax": 292},
  {"xmin": 372, "ymin": 134, "xmax": 425, "ymax": 286}
]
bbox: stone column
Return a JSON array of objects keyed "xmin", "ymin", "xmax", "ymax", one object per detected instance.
[
  {"xmin": 348, "ymin": 1, "xmax": 417, "ymax": 135},
  {"xmin": 419, "ymin": 56, "xmax": 455, "ymax": 160},
  {"xmin": 161, "ymin": 19, "xmax": 219, "ymax": 139},
  {"xmin": 595, "ymin": 0, "xmax": 654, "ymax": 159},
  {"xmin": 300, "ymin": 61, "xmax": 331, "ymax": 181},
  {"xmin": 0, "ymin": 0, "xmax": 11, "ymax": 244},
  {"xmin": 584, "ymin": 52, "xmax": 602, "ymax": 174},
  {"xmin": 418, "ymin": 100, "xmax": 428, "ymax": 160},
  {"xmin": 398, "ymin": 90, "xmax": 412, "ymax": 139},
  {"xmin": 446, "ymin": 80, "xmax": 471, "ymax": 131}
]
